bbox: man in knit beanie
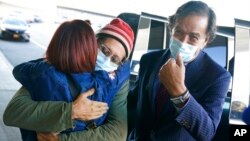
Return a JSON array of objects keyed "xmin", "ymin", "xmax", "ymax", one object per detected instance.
[
  {"xmin": 95, "ymin": 18, "xmax": 134, "ymax": 73},
  {"xmin": 97, "ymin": 18, "xmax": 134, "ymax": 60}
]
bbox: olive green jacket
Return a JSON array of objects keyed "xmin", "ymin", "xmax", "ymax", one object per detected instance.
[{"xmin": 3, "ymin": 81, "xmax": 129, "ymax": 141}]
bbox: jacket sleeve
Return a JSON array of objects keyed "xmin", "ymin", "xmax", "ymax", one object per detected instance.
[
  {"xmin": 59, "ymin": 80, "xmax": 129, "ymax": 141},
  {"xmin": 242, "ymin": 106, "xmax": 250, "ymax": 125},
  {"xmin": 3, "ymin": 87, "xmax": 73, "ymax": 132},
  {"xmin": 12, "ymin": 61, "xmax": 37, "ymax": 93},
  {"xmin": 3, "ymin": 80, "xmax": 129, "ymax": 141},
  {"xmin": 175, "ymin": 72, "xmax": 231, "ymax": 141},
  {"xmin": 12, "ymin": 58, "xmax": 44, "ymax": 84}
]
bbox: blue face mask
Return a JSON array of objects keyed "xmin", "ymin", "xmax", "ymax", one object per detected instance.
[
  {"xmin": 95, "ymin": 49, "xmax": 119, "ymax": 72},
  {"xmin": 169, "ymin": 37, "xmax": 199, "ymax": 62}
]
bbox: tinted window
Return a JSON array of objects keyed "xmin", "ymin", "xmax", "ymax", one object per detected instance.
[
  {"xmin": 204, "ymin": 35, "xmax": 228, "ymax": 68},
  {"xmin": 203, "ymin": 46, "xmax": 227, "ymax": 68},
  {"xmin": 148, "ymin": 20, "xmax": 165, "ymax": 50}
]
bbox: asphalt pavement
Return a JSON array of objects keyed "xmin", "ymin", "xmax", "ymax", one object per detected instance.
[{"xmin": 0, "ymin": 50, "xmax": 22, "ymax": 141}]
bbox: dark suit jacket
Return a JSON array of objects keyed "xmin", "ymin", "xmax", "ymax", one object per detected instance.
[{"xmin": 130, "ymin": 49, "xmax": 231, "ymax": 141}]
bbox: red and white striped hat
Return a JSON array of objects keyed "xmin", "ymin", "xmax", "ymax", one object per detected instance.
[{"xmin": 97, "ymin": 18, "xmax": 134, "ymax": 59}]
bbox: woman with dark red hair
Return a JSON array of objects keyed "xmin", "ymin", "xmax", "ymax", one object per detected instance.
[{"xmin": 8, "ymin": 18, "xmax": 133, "ymax": 141}]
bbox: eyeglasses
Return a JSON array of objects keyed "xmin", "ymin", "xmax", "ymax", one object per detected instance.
[{"xmin": 98, "ymin": 41, "xmax": 124, "ymax": 65}]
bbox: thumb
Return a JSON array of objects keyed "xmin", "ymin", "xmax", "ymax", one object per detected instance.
[
  {"xmin": 176, "ymin": 53, "xmax": 184, "ymax": 68},
  {"xmin": 82, "ymin": 88, "xmax": 95, "ymax": 98}
]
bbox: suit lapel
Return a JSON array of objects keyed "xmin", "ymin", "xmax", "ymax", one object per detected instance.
[
  {"xmin": 185, "ymin": 52, "xmax": 204, "ymax": 91},
  {"xmin": 148, "ymin": 49, "xmax": 171, "ymax": 116}
]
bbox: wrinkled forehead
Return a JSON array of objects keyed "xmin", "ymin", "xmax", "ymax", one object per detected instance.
[{"xmin": 174, "ymin": 15, "xmax": 208, "ymax": 36}]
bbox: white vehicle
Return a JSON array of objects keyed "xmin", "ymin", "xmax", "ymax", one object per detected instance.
[{"xmin": 0, "ymin": 17, "xmax": 30, "ymax": 42}]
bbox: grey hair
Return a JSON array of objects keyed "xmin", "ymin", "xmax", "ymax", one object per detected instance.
[{"xmin": 168, "ymin": 1, "xmax": 217, "ymax": 43}]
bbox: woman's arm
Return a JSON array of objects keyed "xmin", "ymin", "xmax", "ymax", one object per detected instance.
[
  {"xmin": 60, "ymin": 80, "xmax": 129, "ymax": 141},
  {"xmin": 3, "ymin": 87, "xmax": 108, "ymax": 132},
  {"xmin": 3, "ymin": 80, "xmax": 129, "ymax": 140},
  {"xmin": 3, "ymin": 87, "xmax": 73, "ymax": 132}
]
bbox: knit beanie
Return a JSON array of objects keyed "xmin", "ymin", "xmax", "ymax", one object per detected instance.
[{"xmin": 96, "ymin": 18, "xmax": 134, "ymax": 59}]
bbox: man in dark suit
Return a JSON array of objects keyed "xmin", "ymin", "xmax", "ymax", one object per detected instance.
[{"xmin": 128, "ymin": 1, "xmax": 231, "ymax": 141}]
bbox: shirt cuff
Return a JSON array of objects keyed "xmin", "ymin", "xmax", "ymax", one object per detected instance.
[{"xmin": 173, "ymin": 96, "xmax": 190, "ymax": 113}]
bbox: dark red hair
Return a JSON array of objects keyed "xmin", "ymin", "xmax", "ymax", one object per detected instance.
[{"xmin": 46, "ymin": 20, "xmax": 97, "ymax": 73}]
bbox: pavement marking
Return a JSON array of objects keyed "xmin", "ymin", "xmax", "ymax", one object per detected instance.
[{"xmin": 30, "ymin": 39, "xmax": 46, "ymax": 50}]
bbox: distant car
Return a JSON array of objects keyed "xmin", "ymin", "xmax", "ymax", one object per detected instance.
[
  {"xmin": 0, "ymin": 17, "xmax": 30, "ymax": 42},
  {"xmin": 33, "ymin": 15, "xmax": 43, "ymax": 23}
]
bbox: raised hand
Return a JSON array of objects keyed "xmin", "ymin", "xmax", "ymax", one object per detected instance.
[{"xmin": 159, "ymin": 53, "xmax": 187, "ymax": 97}]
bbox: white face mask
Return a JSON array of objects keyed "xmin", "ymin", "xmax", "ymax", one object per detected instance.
[
  {"xmin": 95, "ymin": 49, "xmax": 119, "ymax": 72},
  {"xmin": 169, "ymin": 37, "xmax": 199, "ymax": 62}
]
